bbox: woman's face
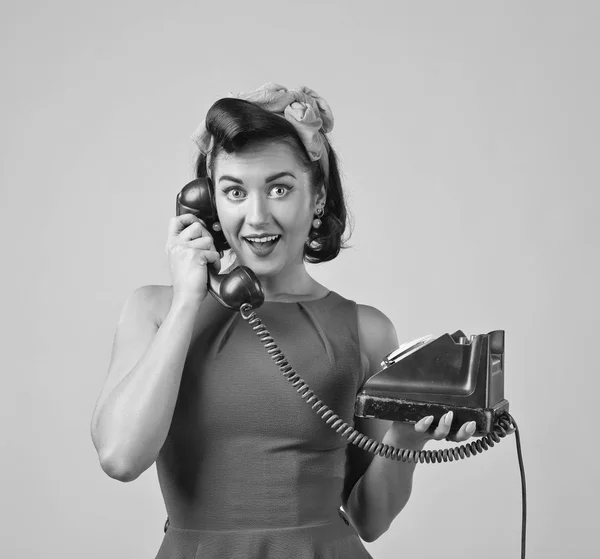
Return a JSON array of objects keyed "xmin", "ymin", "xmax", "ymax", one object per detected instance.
[{"xmin": 213, "ymin": 140, "xmax": 325, "ymax": 278}]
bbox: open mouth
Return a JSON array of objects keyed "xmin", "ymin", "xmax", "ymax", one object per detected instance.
[{"xmin": 243, "ymin": 234, "xmax": 281, "ymax": 255}]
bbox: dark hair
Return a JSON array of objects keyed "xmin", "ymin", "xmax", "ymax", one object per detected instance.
[{"xmin": 194, "ymin": 97, "xmax": 351, "ymax": 263}]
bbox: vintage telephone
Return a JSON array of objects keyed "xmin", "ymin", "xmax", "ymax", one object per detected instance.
[{"xmin": 174, "ymin": 178, "xmax": 527, "ymax": 556}]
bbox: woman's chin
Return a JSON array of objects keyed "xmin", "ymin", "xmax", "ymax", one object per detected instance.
[
  {"xmin": 231, "ymin": 240, "xmax": 304, "ymax": 278},
  {"xmin": 240, "ymin": 257, "xmax": 282, "ymax": 278},
  {"xmin": 233, "ymin": 242, "xmax": 280, "ymax": 273}
]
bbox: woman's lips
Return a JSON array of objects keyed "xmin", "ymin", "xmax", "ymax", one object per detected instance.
[{"xmin": 243, "ymin": 235, "xmax": 281, "ymax": 257}]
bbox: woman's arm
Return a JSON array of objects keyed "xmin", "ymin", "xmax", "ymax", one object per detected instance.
[
  {"xmin": 90, "ymin": 285, "xmax": 202, "ymax": 482},
  {"xmin": 342, "ymin": 305, "xmax": 474, "ymax": 542},
  {"xmin": 342, "ymin": 304, "xmax": 419, "ymax": 542},
  {"xmin": 343, "ymin": 415, "xmax": 424, "ymax": 542}
]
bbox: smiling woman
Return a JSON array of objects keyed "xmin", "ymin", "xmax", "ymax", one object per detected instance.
[
  {"xmin": 214, "ymin": 140, "xmax": 326, "ymax": 282},
  {"xmin": 197, "ymin": 93, "xmax": 347, "ymax": 263},
  {"xmin": 191, "ymin": 92, "xmax": 349, "ymax": 296},
  {"xmin": 90, "ymin": 83, "xmax": 476, "ymax": 559}
]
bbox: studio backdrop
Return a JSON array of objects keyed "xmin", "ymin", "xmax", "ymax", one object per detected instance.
[{"xmin": 1, "ymin": 1, "xmax": 597, "ymax": 558}]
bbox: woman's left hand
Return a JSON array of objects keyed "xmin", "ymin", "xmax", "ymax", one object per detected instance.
[{"xmin": 388, "ymin": 411, "xmax": 477, "ymax": 449}]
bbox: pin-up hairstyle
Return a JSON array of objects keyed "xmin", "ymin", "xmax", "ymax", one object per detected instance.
[{"xmin": 193, "ymin": 96, "xmax": 351, "ymax": 263}]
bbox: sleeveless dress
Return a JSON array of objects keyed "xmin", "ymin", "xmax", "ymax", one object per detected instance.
[{"xmin": 154, "ymin": 290, "xmax": 374, "ymax": 559}]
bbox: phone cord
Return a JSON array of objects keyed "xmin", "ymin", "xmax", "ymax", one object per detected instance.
[{"xmin": 239, "ymin": 303, "xmax": 527, "ymax": 558}]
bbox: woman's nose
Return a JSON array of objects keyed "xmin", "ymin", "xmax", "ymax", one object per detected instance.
[{"xmin": 245, "ymin": 194, "xmax": 270, "ymax": 228}]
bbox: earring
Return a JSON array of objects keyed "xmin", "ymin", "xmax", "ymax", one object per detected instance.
[
  {"xmin": 212, "ymin": 222, "xmax": 222, "ymax": 232},
  {"xmin": 312, "ymin": 206, "xmax": 325, "ymax": 229}
]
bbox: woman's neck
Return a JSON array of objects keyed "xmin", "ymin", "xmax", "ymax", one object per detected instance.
[{"xmin": 257, "ymin": 267, "xmax": 323, "ymax": 301}]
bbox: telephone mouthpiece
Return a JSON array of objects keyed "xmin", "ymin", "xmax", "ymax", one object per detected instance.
[{"xmin": 219, "ymin": 266, "xmax": 264, "ymax": 310}]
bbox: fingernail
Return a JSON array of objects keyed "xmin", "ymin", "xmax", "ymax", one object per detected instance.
[
  {"xmin": 466, "ymin": 421, "xmax": 476, "ymax": 434},
  {"xmin": 444, "ymin": 411, "xmax": 454, "ymax": 426},
  {"xmin": 423, "ymin": 415, "xmax": 435, "ymax": 426}
]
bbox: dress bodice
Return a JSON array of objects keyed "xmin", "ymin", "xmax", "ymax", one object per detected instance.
[{"xmin": 156, "ymin": 290, "xmax": 365, "ymax": 530}]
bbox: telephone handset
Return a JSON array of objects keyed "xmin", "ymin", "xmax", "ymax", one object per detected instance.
[
  {"xmin": 176, "ymin": 178, "xmax": 265, "ymax": 311},
  {"xmin": 173, "ymin": 179, "xmax": 526, "ymax": 556}
]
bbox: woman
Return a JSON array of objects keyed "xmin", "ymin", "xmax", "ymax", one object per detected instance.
[{"xmin": 91, "ymin": 83, "xmax": 476, "ymax": 558}]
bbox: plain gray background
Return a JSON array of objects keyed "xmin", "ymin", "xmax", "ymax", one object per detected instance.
[{"xmin": 2, "ymin": 1, "xmax": 598, "ymax": 558}]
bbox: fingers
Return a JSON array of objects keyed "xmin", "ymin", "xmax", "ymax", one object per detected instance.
[
  {"xmin": 429, "ymin": 411, "xmax": 454, "ymax": 441},
  {"xmin": 430, "ymin": 412, "xmax": 477, "ymax": 443},
  {"xmin": 414, "ymin": 415, "xmax": 435, "ymax": 434},
  {"xmin": 413, "ymin": 412, "xmax": 478, "ymax": 445},
  {"xmin": 447, "ymin": 421, "xmax": 477, "ymax": 443},
  {"xmin": 202, "ymin": 250, "xmax": 221, "ymax": 267},
  {"xmin": 167, "ymin": 214, "xmax": 207, "ymax": 238},
  {"xmin": 168, "ymin": 217, "xmax": 213, "ymax": 247},
  {"xmin": 179, "ymin": 221, "xmax": 211, "ymax": 242},
  {"xmin": 181, "ymin": 235, "xmax": 212, "ymax": 248},
  {"xmin": 165, "ymin": 216, "xmax": 218, "ymax": 265},
  {"xmin": 168, "ymin": 213, "xmax": 198, "ymax": 237},
  {"xmin": 179, "ymin": 222, "xmax": 209, "ymax": 242}
]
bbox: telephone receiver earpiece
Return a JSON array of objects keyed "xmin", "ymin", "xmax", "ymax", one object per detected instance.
[
  {"xmin": 176, "ymin": 178, "xmax": 227, "ymax": 249},
  {"xmin": 176, "ymin": 178, "xmax": 264, "ymax": 310}
]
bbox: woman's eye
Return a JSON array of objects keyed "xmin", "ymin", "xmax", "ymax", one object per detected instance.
[
  {"xmin": 226, "ymin": 188, "xmax": 246, "ymax": 200},
  {"xmin": 269, "ymin": 185, "xmax": 291, "ymax": 198}
]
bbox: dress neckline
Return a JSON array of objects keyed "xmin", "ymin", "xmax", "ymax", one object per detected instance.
[{"xmin": 261, "ymin": 290, "xmax": 334, "ymax": 305}]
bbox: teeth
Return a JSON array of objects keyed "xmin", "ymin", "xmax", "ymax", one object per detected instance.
[{"xmin": 246, "ymin": 235, "xmax": 279, "ymax": 243}]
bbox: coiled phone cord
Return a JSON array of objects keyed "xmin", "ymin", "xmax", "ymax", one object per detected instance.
[
  {"xmin": 239, "ymin": 303, "xmax": 527, "ymax": 558},
  {"xmin": 240, "ymin": 303, "xmax": 514, "ymax": 463}
]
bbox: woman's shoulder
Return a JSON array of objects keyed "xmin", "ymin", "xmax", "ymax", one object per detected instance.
[
  {"xmin": 329, "ymin": 292, "xmax": 395, "ymax": 338},
  {"xmin": 356, "ymin": 303, "xmax": 396, "ymax": 336},
  {"xmin": 354, "ymin": 303, "xmax": 398, "ymax": 371}
]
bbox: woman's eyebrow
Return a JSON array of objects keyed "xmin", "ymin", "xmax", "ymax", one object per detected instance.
[
  {"xmin": 265, "ymin": 171, "xmax": 296, "ymax": 182},
  {"xmin": 219, "ymin": 175, "xmax": 243, "ymax": 184},
  {"xmin": 218, "ymin": 171, "xmax": 297, "ymax": 184}
]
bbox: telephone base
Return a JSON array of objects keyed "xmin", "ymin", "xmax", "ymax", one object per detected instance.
[{"xmin": 354, "ymin": 394, "xmax": 510, "ymax": 436}]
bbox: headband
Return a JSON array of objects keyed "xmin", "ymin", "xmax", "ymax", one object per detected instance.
[{"xmin": 191, "ymin": 82, "xmax": 334, "ymax": 179}]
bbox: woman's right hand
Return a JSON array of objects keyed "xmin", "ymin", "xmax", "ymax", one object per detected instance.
[{"xmin": 165, "ymin": 214, "xmax": 221, "ymax": 305}]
